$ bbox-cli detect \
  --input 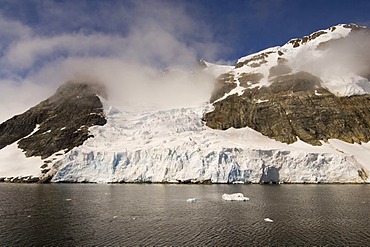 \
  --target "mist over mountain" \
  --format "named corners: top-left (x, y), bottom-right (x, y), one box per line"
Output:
top-left (1, 24), bottom-right (370, 184)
